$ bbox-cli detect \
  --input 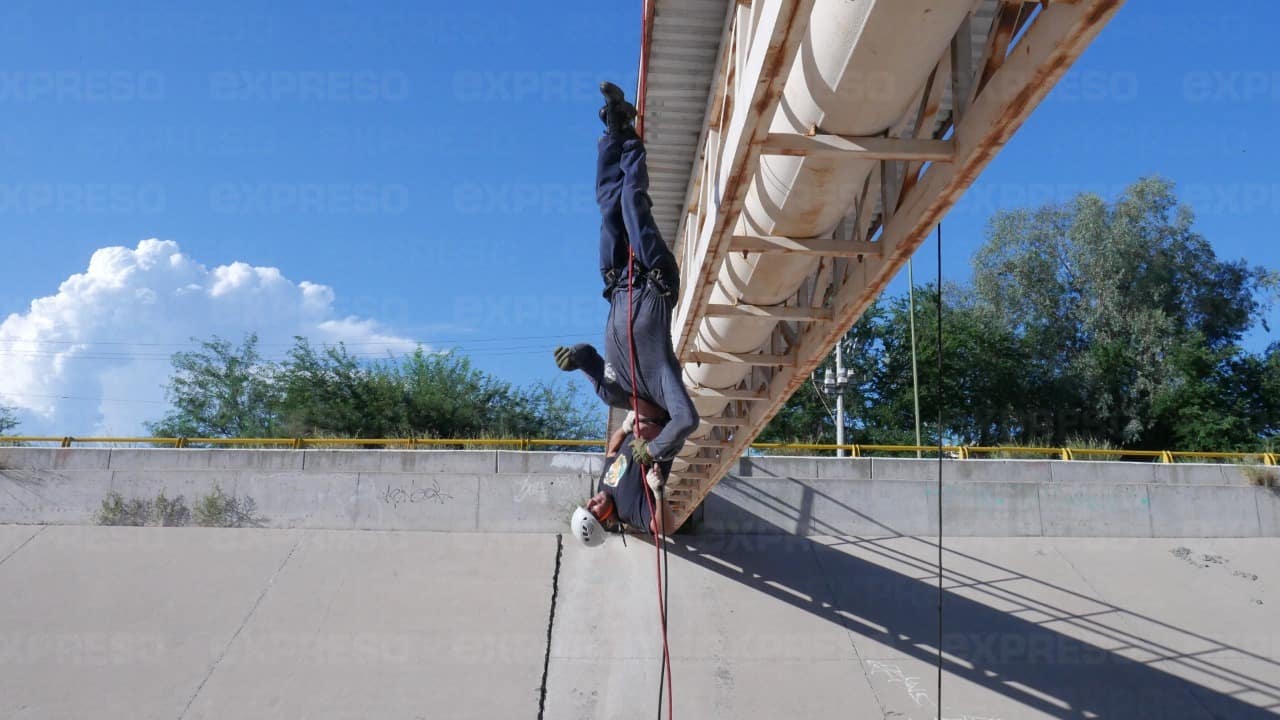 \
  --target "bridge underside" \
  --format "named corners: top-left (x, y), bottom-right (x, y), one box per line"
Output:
top-left (637, 0), bottom-right (1125, 527)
